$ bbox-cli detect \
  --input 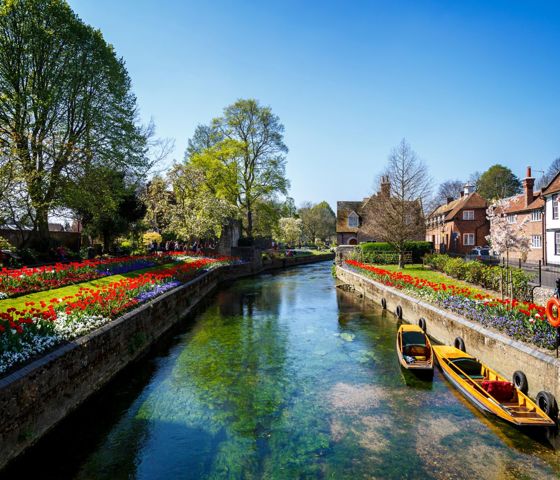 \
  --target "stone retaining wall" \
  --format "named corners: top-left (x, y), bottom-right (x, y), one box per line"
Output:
top-left (336, 265), bottom-right (560, 402)
top-left (0, 253), bottom-right (333, 469)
